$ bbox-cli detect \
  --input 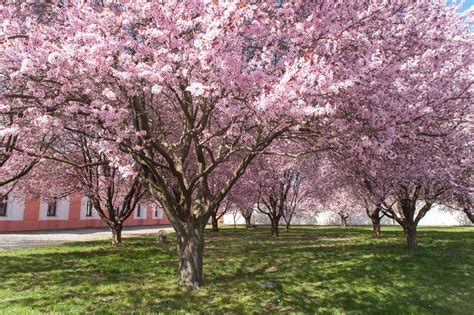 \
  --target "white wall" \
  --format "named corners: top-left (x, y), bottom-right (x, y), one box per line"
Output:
top-left (223, 212), bottom-right (245, 225)
top-left (0, 195), bottom-right (25, 221)
top-left (223, 205), bottom-right (472, 226)
top-left (39, 198), bottom-right (70, 220)
top-left (418, 205), bottom-right (470, 226)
